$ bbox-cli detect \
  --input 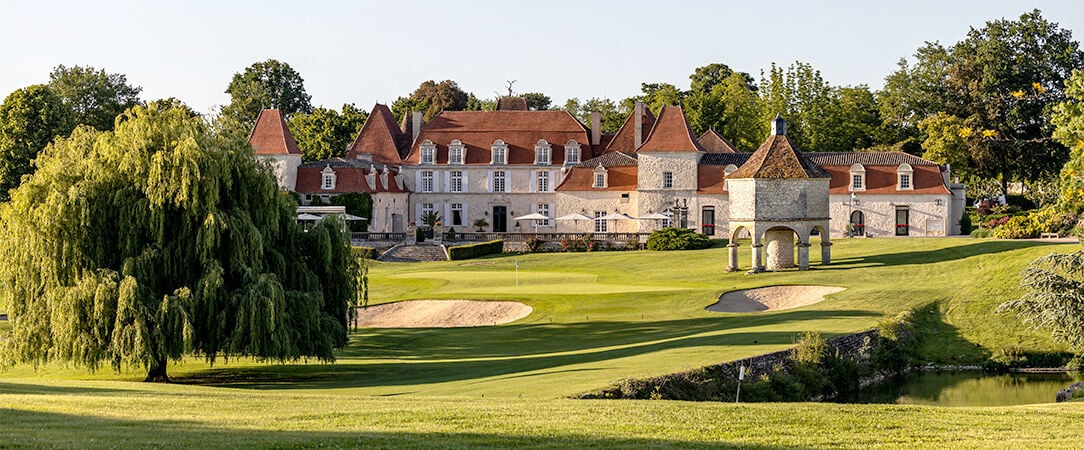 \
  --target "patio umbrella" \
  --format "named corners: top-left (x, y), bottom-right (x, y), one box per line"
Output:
top-left (598, 212), bottom-right (634, 233)
top-left (554, 212), bottom-right (593, 233)
top-left (342, 213), bottom-right (368, 221)
top-left (513, 213), bottom-right (551, 233)
top-left (297, 213), bottom-right (322, 221)
top-left (637, 212), bottom-right (670, 231)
